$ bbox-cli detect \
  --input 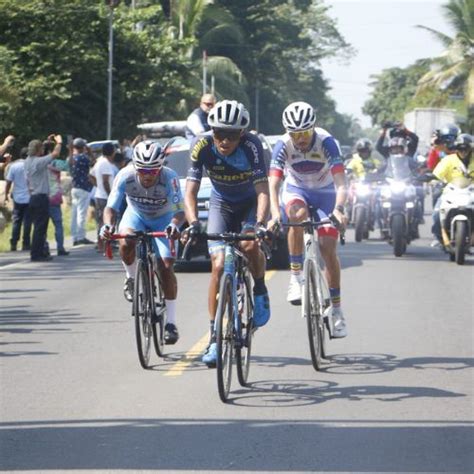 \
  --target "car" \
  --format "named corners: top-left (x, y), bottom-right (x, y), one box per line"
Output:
top-left (163, 134), bottom-right (289, 270)
top-left (87, 140), bottom-right (121, 159)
